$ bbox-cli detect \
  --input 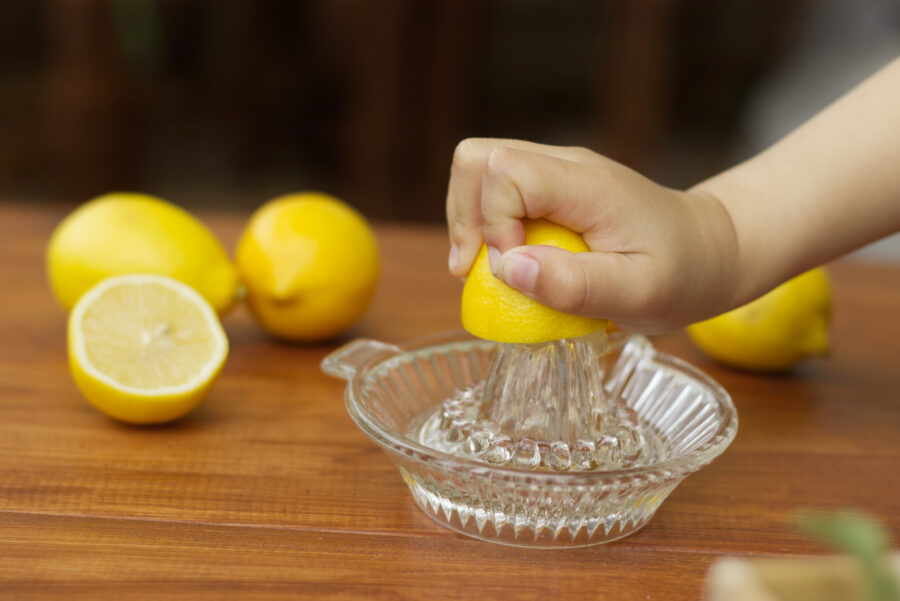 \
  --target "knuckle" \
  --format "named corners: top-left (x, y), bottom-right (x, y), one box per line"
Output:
top-left (482, 149), bottom-right (529, 221)
top-left (568, 146), bottom-right (597, 162)
top-left (451, 138), bottom-right (480, 173)
top-left (452, 210), bottom-right (474, 231)
top-left (485, 146), bottom-right (511, 174)
top-left (588, 162), bottom-right (628, 205)
top-left (567, 261), bottom-right (595, 315)
top-left (593, 159), bottom-right (619, 184)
